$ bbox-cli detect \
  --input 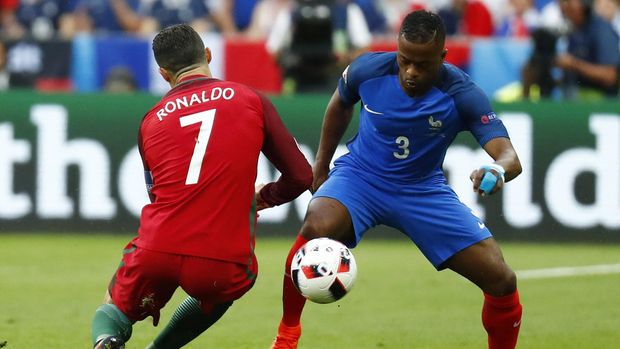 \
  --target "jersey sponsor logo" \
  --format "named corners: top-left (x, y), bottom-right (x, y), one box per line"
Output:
top-left (363, 104), bottom-right (384, 115)
top-left (428, 116), bottom-right (443, 130)
top-left (480, 112), bottom-right (498, 125)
